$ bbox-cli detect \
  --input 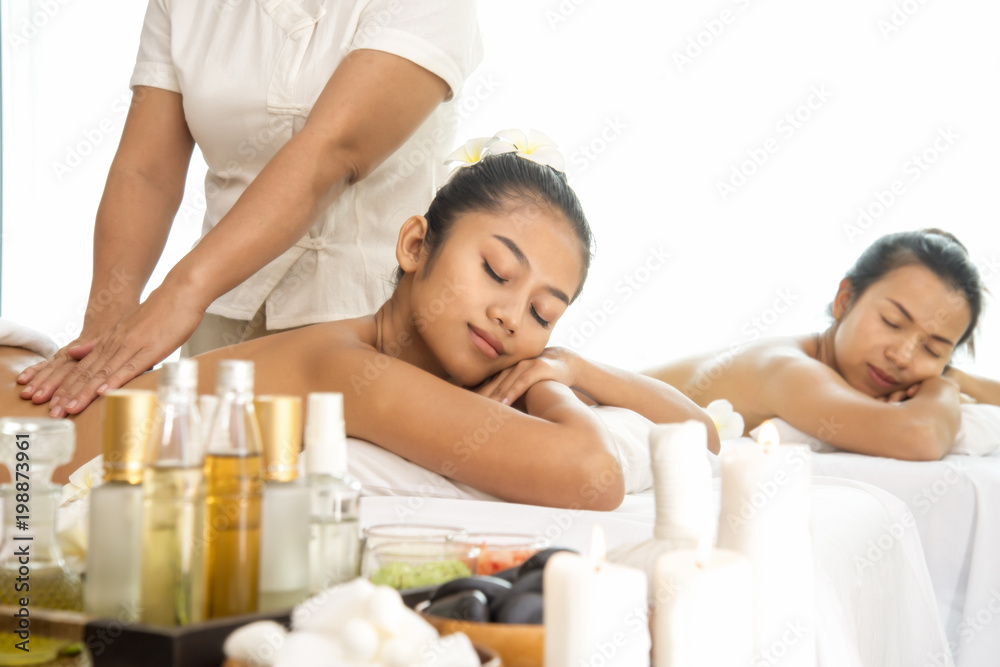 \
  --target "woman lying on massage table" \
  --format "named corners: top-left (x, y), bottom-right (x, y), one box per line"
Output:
top-left (1, 149), bottom-right (717, 501)
top-left (647, 228), bottom-right (1000, 461)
